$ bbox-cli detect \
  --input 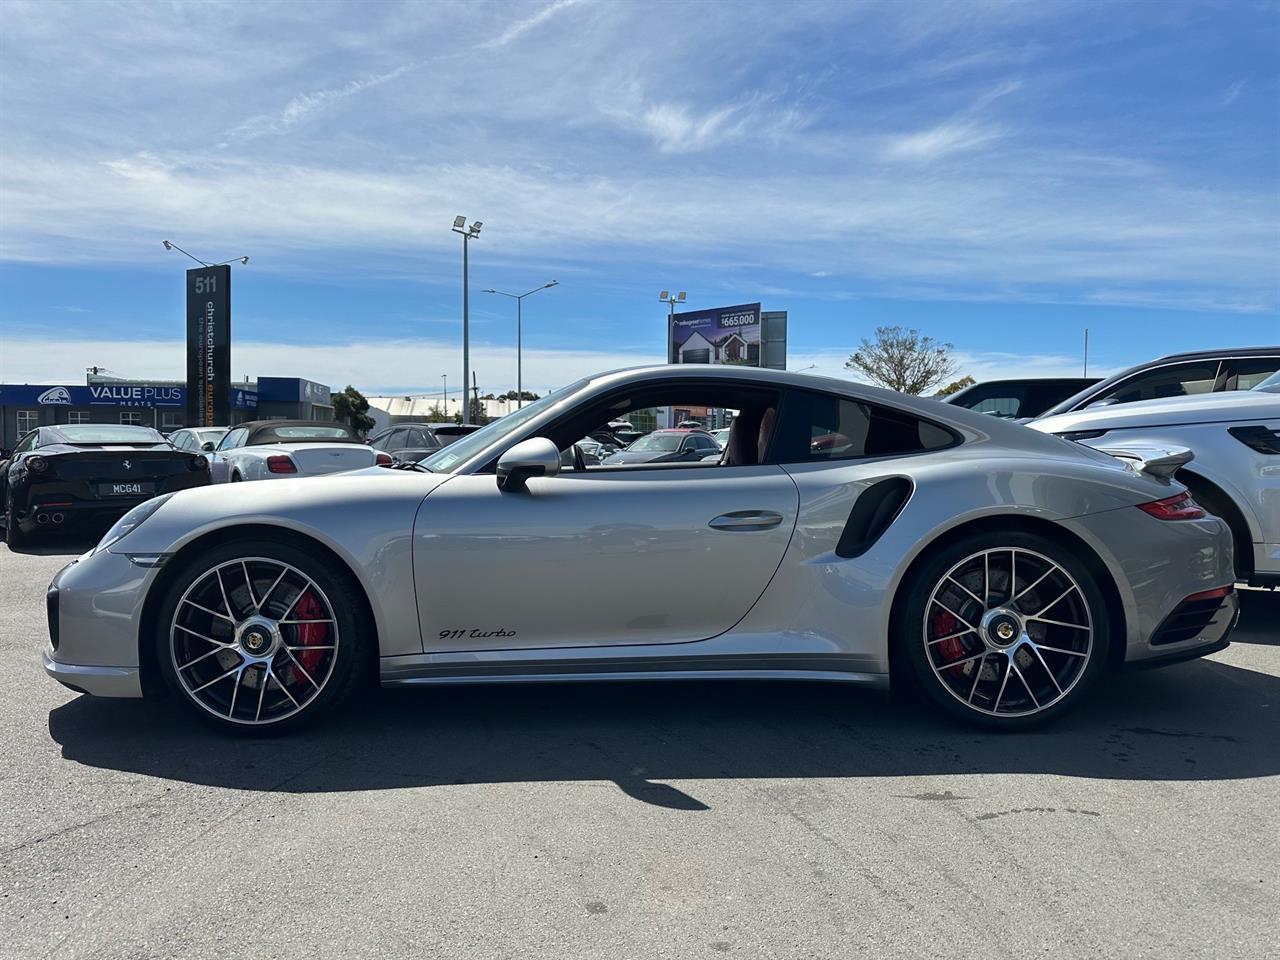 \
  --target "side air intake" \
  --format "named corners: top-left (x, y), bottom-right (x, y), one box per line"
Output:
top-left (835, 477), bottom-right (914, 559)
